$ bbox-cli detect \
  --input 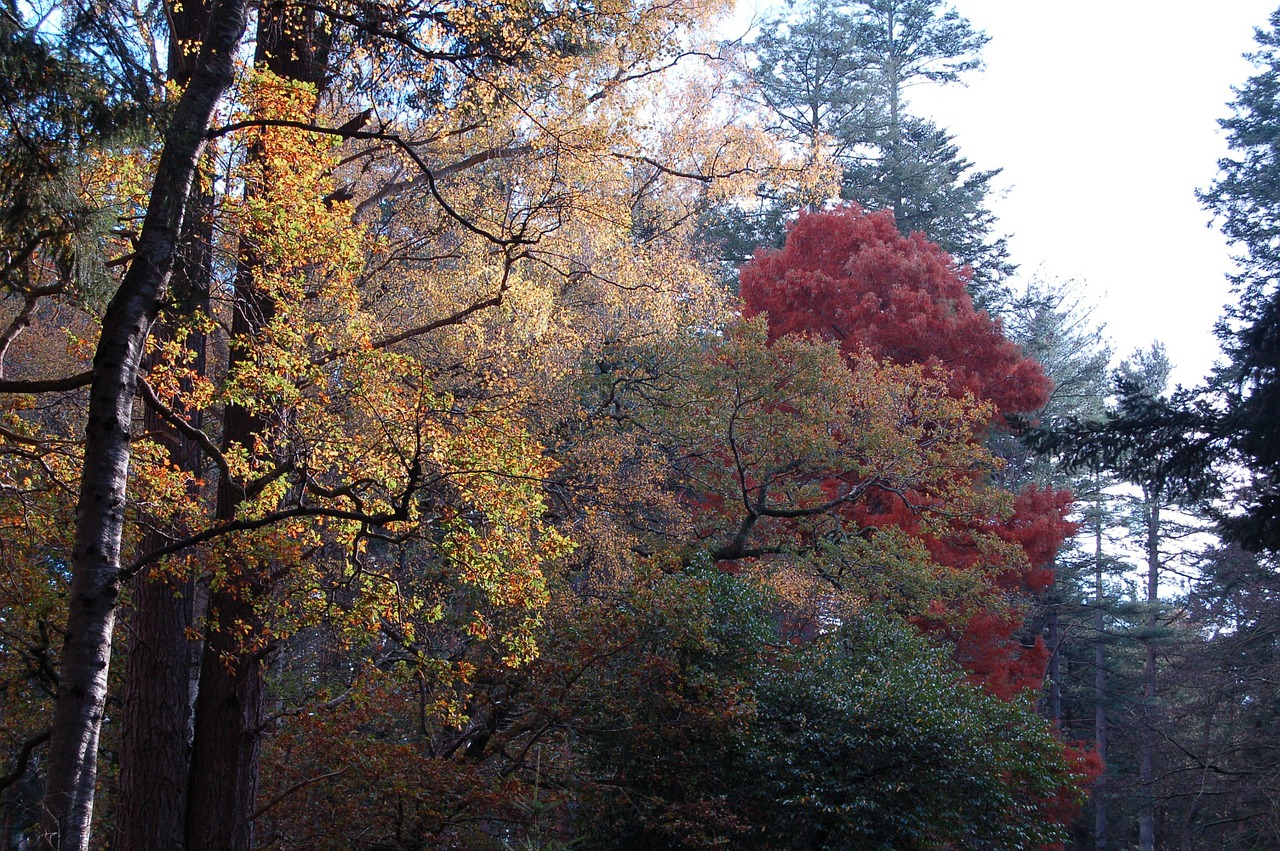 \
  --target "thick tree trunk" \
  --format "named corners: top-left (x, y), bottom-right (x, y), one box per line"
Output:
top-left (184, 283), bottom-right (272, 850)
top-left (184, 11), bottom-right (331, 846)
top-left (38, 3), bottom-right (249, 847)
top-left (118, 574), bottom-right (196, 850)
top-left (116, 185), bottom-right (213, 851)
top-left (185, 580), bottom-right (267, 851)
